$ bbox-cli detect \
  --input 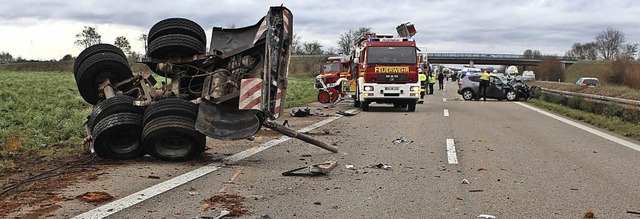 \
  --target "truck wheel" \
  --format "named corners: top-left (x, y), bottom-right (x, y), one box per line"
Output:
top-left (317, 91), bottom-right (330, 103)
top-left (147, 34), bottom-right (206, 60)
top-left (327, 87), bottom-right (340, 103)
top-left (408, 102), bottom-right (416, 112)
top-left (92, 112), bottom-right (144, 160)
top-left (143, 98), bottom-right (198, 125)
top-left (148, 18), bottom-right (207, 46)
top-left (462, 89), bottom-right (475, 101)
top-left (506, 90), bottom-right (518, 101)
top-left (74, 44), bottom-right (126, 78)
top-left (88, 95), bottom-right (143, 133)
top-left (76, 52), bottom-right (133, 105)
top-left (361, 101), bottom-right (370, 111)
top-left (143, 116), bottom-right (205, 161)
